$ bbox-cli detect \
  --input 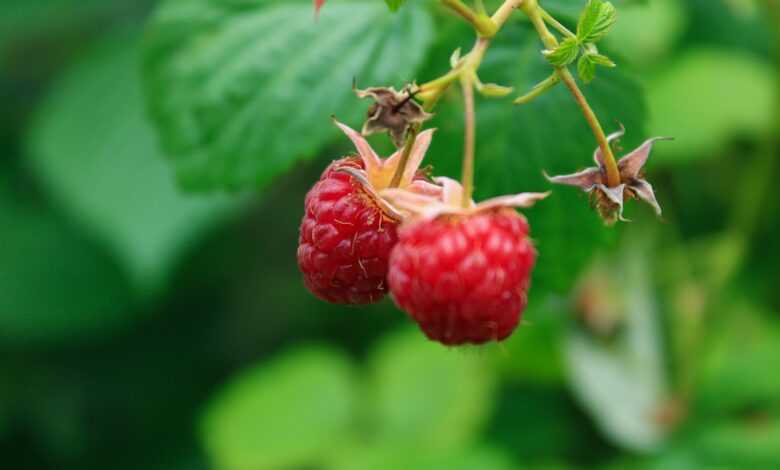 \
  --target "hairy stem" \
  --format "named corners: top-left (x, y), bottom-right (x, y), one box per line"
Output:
top-left (514, 73), bottom-right (559, 104)
top-left (540, 7), bottom-right (575, 38)
top-left (417, 0), bottom-right (523, 103)
top-left (389, 125), bottom-right (420, 188)
top-left (522, 0), bottom-right (621, 187)
top-left (460, 77), bottom-right (477, 207)
top-left (441, 0), bottom-right (497, 37)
